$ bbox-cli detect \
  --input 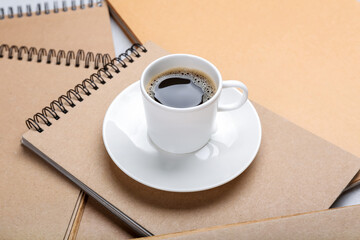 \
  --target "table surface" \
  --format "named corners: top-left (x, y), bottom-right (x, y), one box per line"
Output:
top-left (1, 0), bottom-right (359, 214)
